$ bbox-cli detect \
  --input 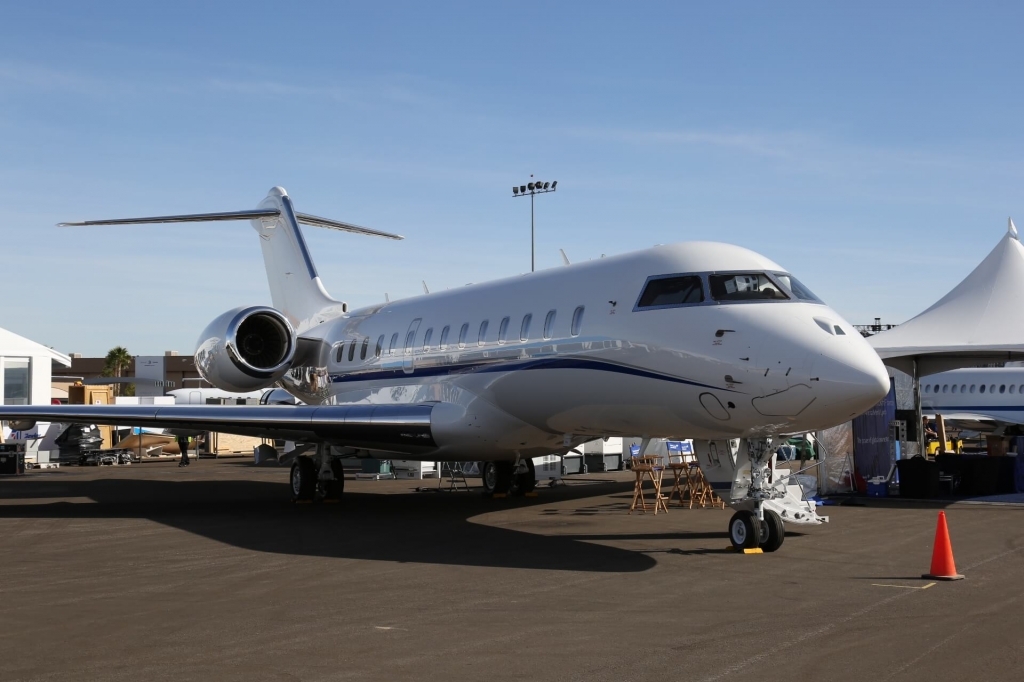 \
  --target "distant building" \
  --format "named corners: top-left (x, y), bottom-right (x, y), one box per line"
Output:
top-left (57, 351), bottom-right (209, 393)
